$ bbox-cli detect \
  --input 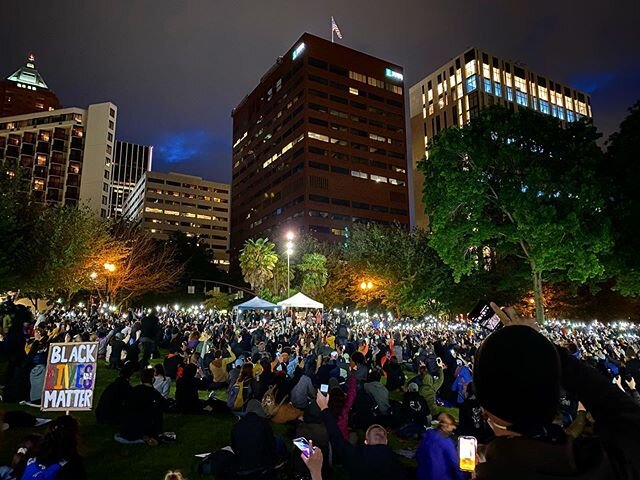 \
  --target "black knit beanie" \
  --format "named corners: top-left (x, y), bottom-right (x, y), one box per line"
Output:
top-left (474, 326), bottom-right (561, 430)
